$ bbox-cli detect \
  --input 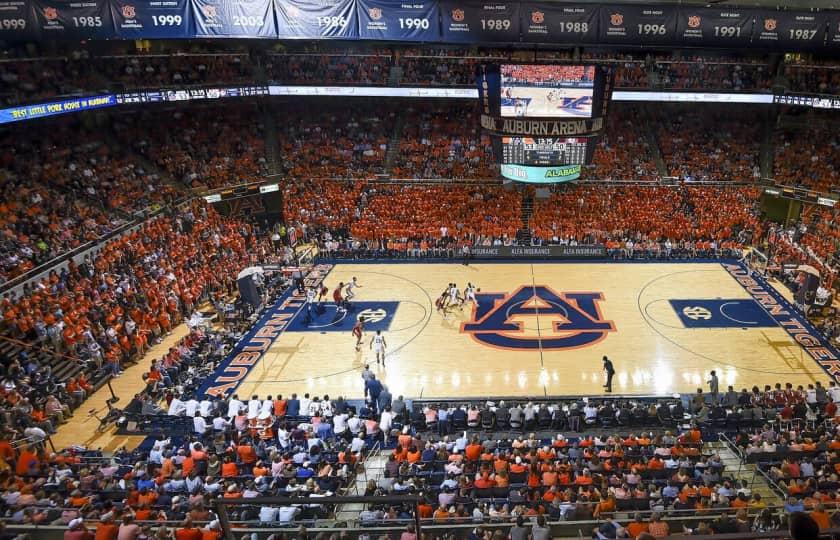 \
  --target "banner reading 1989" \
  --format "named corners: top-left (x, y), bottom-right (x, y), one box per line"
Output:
top-left (109, 0), bottom-right (191, 39)
top-left (439, 0), bottom-right (520, 42)
top-left (357, 0), bottom-right (440, 40)
top-left (191, 0), bottom-right (276, 38)
top-left (521, 3), bottom-right (599, 43)
top-left (275, 0), bottom-right (359, 39)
